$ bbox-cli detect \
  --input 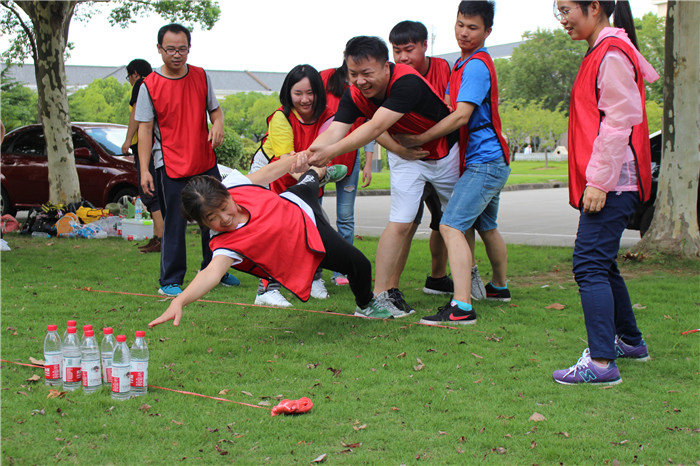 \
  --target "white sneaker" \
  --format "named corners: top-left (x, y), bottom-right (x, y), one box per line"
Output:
top-left (254, 290), bottom-right (292, 307)
top-left (471, 265), bottom-right (487, 301)
top-left (310, 278), bottom-right (329, 299)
